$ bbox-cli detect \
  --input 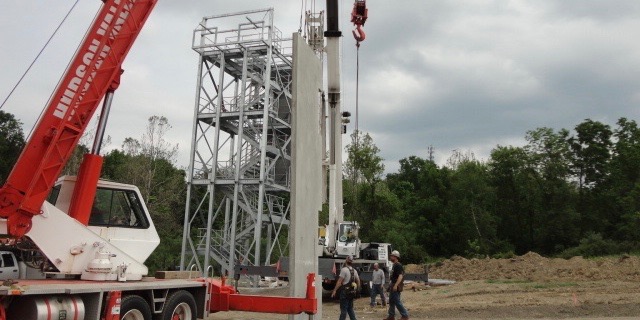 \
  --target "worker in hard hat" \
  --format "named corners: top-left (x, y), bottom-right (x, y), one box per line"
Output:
top-left (384, 250), bottom-right (409, 320)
